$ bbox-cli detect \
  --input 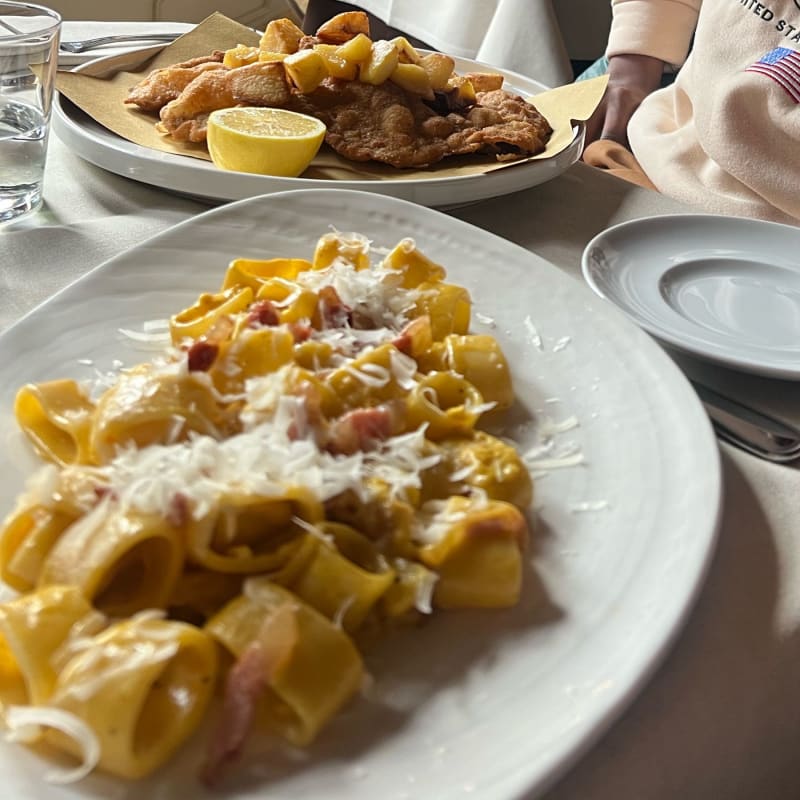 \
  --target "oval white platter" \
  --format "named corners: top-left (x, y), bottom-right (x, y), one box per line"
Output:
top-left (0, 190), bottom-right (720, 800)
top-left (52, 51), bottom-right (583, 208)
top-left (582, 213), bottom-right (800, 380)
